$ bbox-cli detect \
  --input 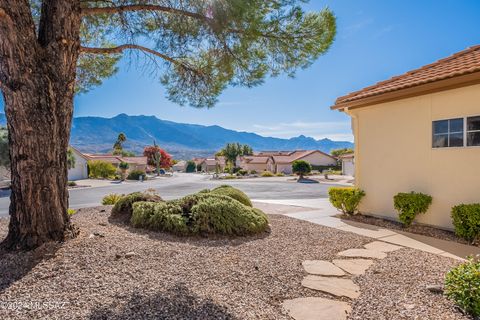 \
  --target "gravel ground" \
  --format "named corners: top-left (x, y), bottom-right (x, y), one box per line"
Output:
top-left (0, 207), bottom-right (468, 320)
top-left (339, 213), bottom-right (477, 246)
